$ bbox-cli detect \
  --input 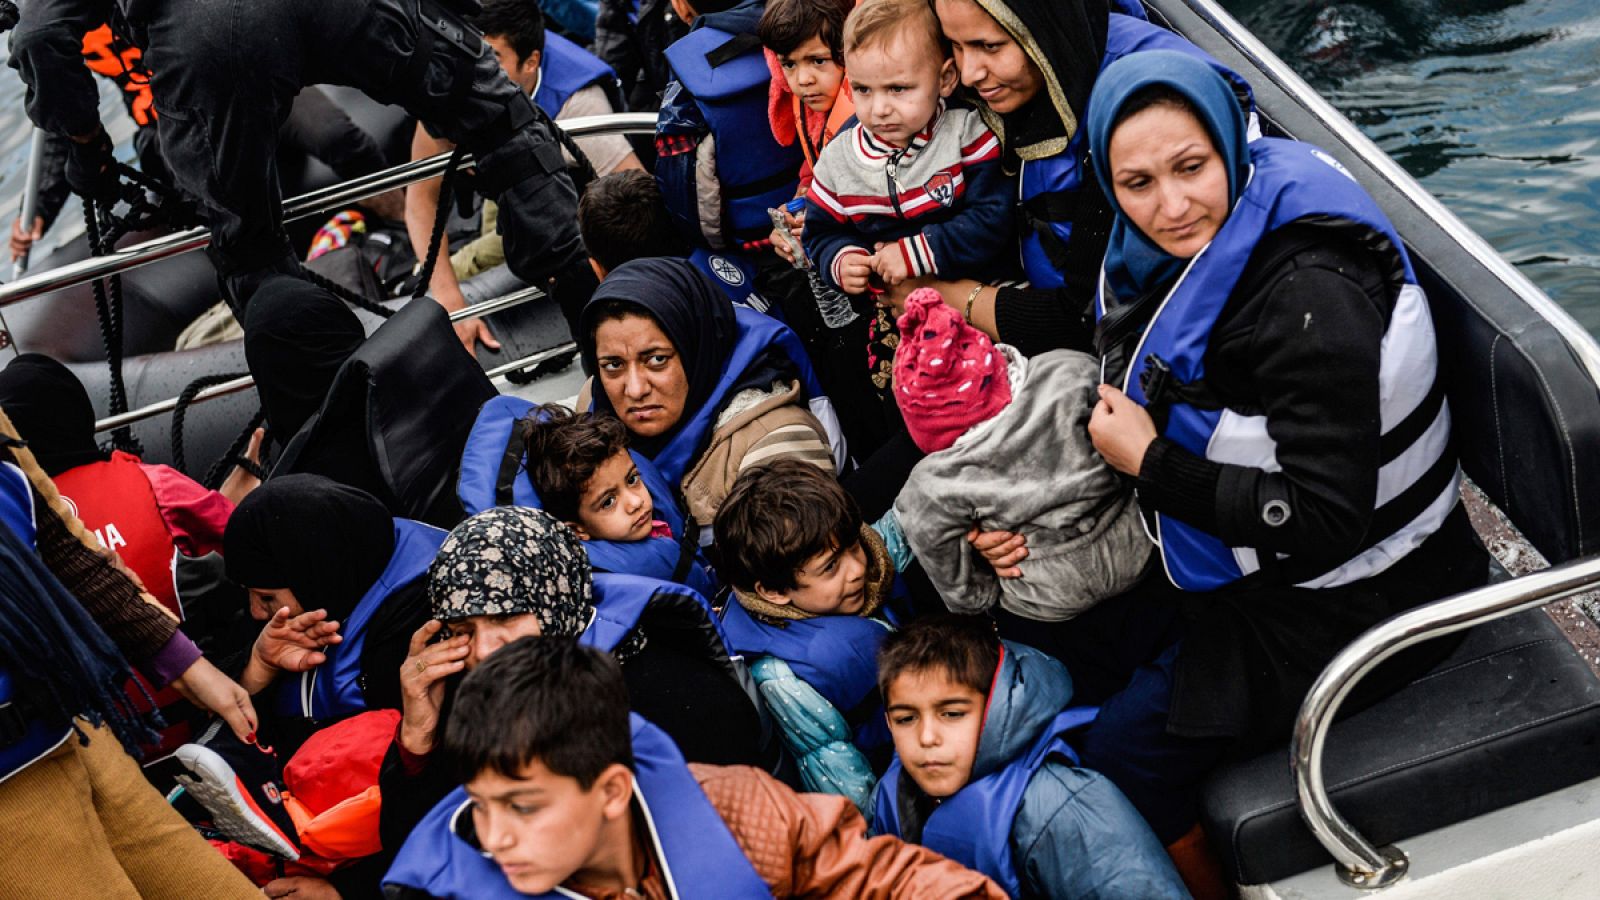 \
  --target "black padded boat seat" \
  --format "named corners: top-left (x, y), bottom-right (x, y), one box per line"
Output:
top-left (1201, 608), bottom-right (1600, 885)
